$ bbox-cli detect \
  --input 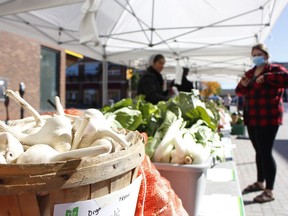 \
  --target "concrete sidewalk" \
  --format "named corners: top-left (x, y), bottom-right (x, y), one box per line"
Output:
top-left (233, 113), bottom-right (288, 216)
